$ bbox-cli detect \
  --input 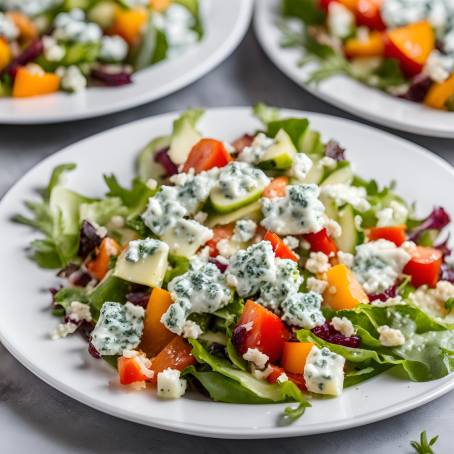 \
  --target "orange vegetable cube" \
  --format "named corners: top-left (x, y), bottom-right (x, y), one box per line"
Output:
top-left (86, 237), bottom-right (122, 281)
top-left (281, 341), bottom-right (315, 375)
top-left (344, 31), bottom-right (384, 58)
top-left (0, 39), bottom-right (11, 71)
top-left (7, 12), bottom-right (38, 42)
top-left (111, 7), bottom-right (148, 45)
top-left (424, 74), bottom-right (454, 110)
top-left (12, 66), bottom-right (61, 98)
